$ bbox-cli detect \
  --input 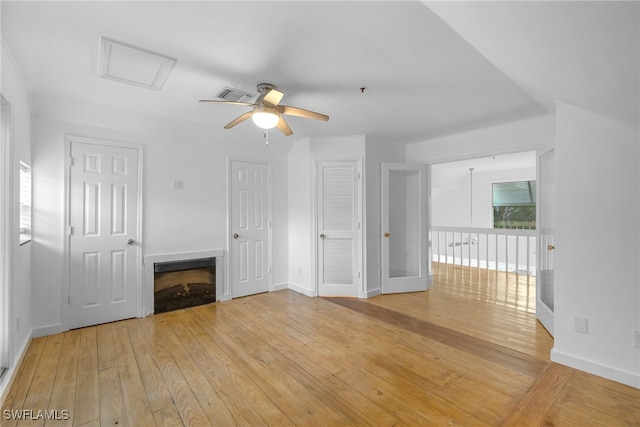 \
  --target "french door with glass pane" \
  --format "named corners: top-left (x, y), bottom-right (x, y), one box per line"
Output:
top-left (381, 163), bottom-right (429, 293)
